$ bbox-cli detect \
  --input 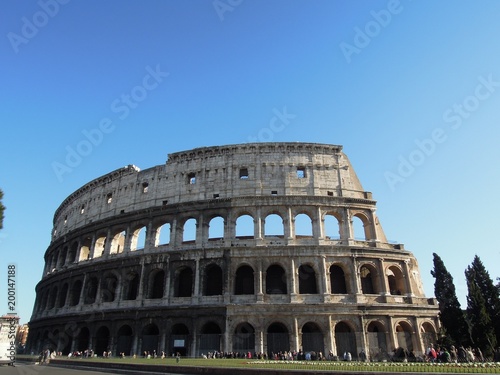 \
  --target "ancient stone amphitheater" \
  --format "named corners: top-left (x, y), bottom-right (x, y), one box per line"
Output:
top-left (27, 142), bottom-right (439, 359)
